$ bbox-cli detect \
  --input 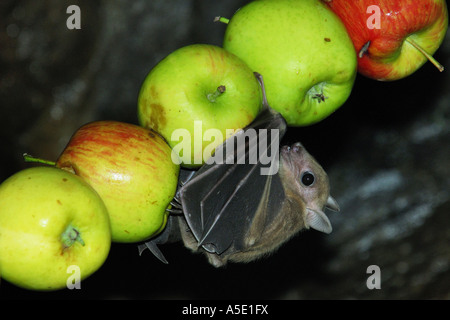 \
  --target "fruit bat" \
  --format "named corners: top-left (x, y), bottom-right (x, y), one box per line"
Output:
top-left (138, 73), bottom-right (339, 267)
